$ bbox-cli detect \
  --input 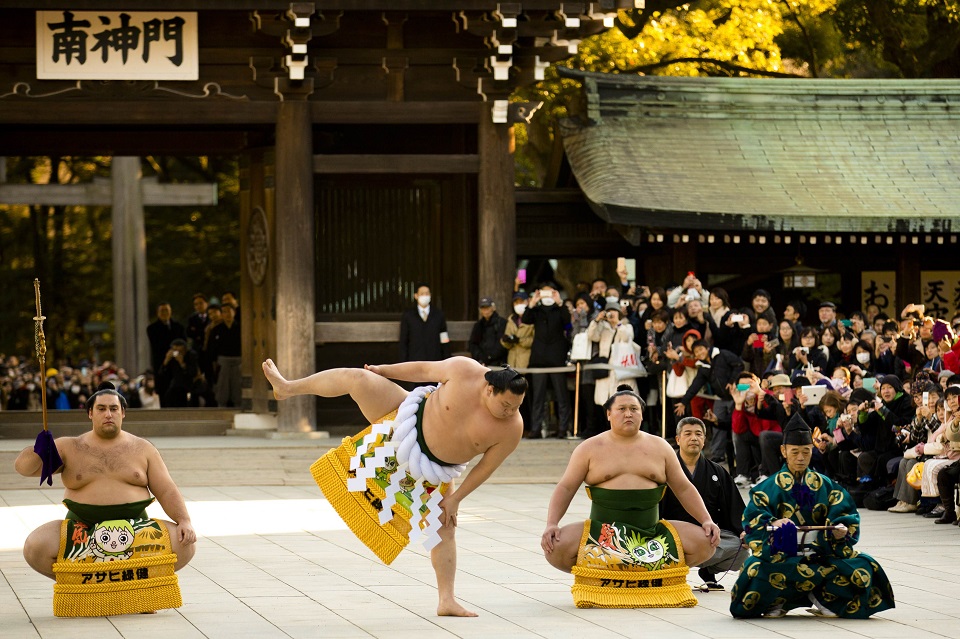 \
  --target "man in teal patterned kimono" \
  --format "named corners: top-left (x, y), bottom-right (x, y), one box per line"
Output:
top-left (730, 413), bottom-right (895, 619)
